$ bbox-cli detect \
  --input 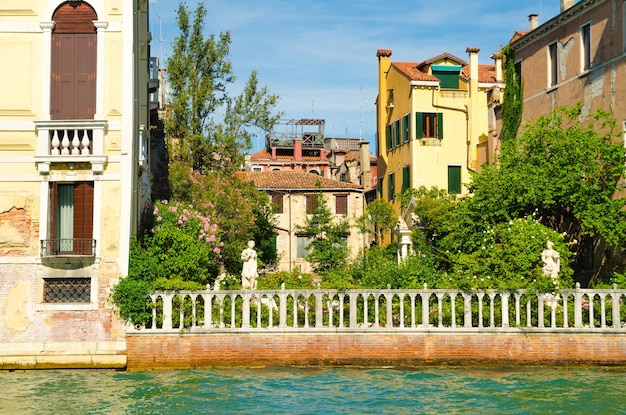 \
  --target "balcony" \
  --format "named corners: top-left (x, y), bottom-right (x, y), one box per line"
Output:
top-left (40, 238), bottom-right (96, 258)
top-left (34, 120), bottom-right (108, 173)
